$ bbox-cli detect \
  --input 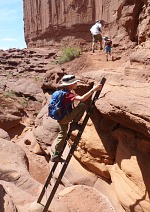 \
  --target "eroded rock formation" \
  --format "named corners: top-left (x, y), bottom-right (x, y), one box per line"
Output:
top-left (24, 0), bottom-right (150, 50)
top-left (0, 0), bottom-right (149, 211)
top-left (1, 46), bottom-right (149, 211)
